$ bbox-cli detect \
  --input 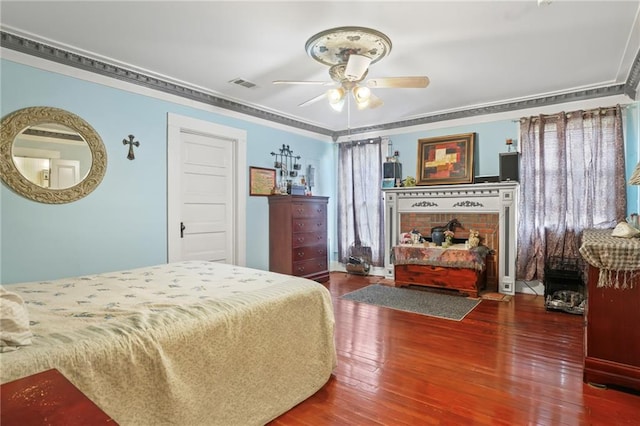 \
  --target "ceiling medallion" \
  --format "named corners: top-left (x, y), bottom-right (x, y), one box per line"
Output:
top-left (305, 26), bottom-right (392, 67)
